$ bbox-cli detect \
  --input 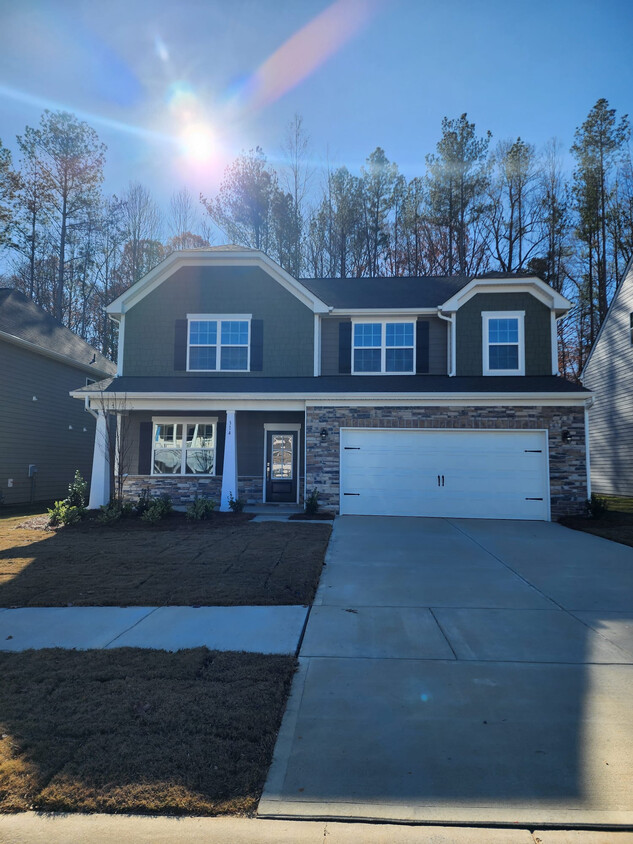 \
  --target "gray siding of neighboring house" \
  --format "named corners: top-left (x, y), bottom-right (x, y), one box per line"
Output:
top-left (0, 339), bottom-right (97, 504)
top-left (583, 265), bottom-right (633, 495)
top-left (456, 292), bottom-right (552, 377)
top-left (122, 265), bottom-right (315, 378)
top-left (320, 315), bottom-right (448, 375)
